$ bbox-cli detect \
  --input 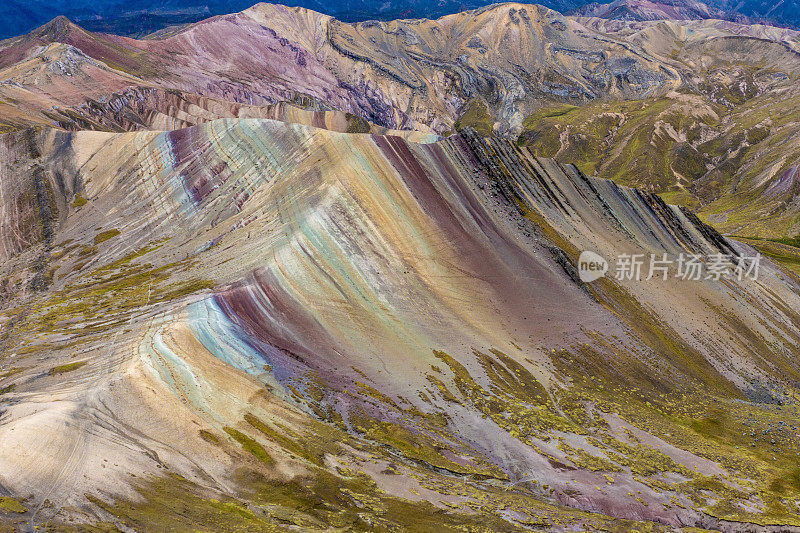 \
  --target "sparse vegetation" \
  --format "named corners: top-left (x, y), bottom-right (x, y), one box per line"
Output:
top-left (72, 193), bottom-right (87, 208)
top-left (0, 497), bottom-right (28, 514)
top-left (94, 229), bottom-right (120, 244)
top-left (49, 360), bottom-right (87, 375)
top-left (454, 99), bottom-right (494, 137)
top-left (223, 427), bottom-right (275, 465)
